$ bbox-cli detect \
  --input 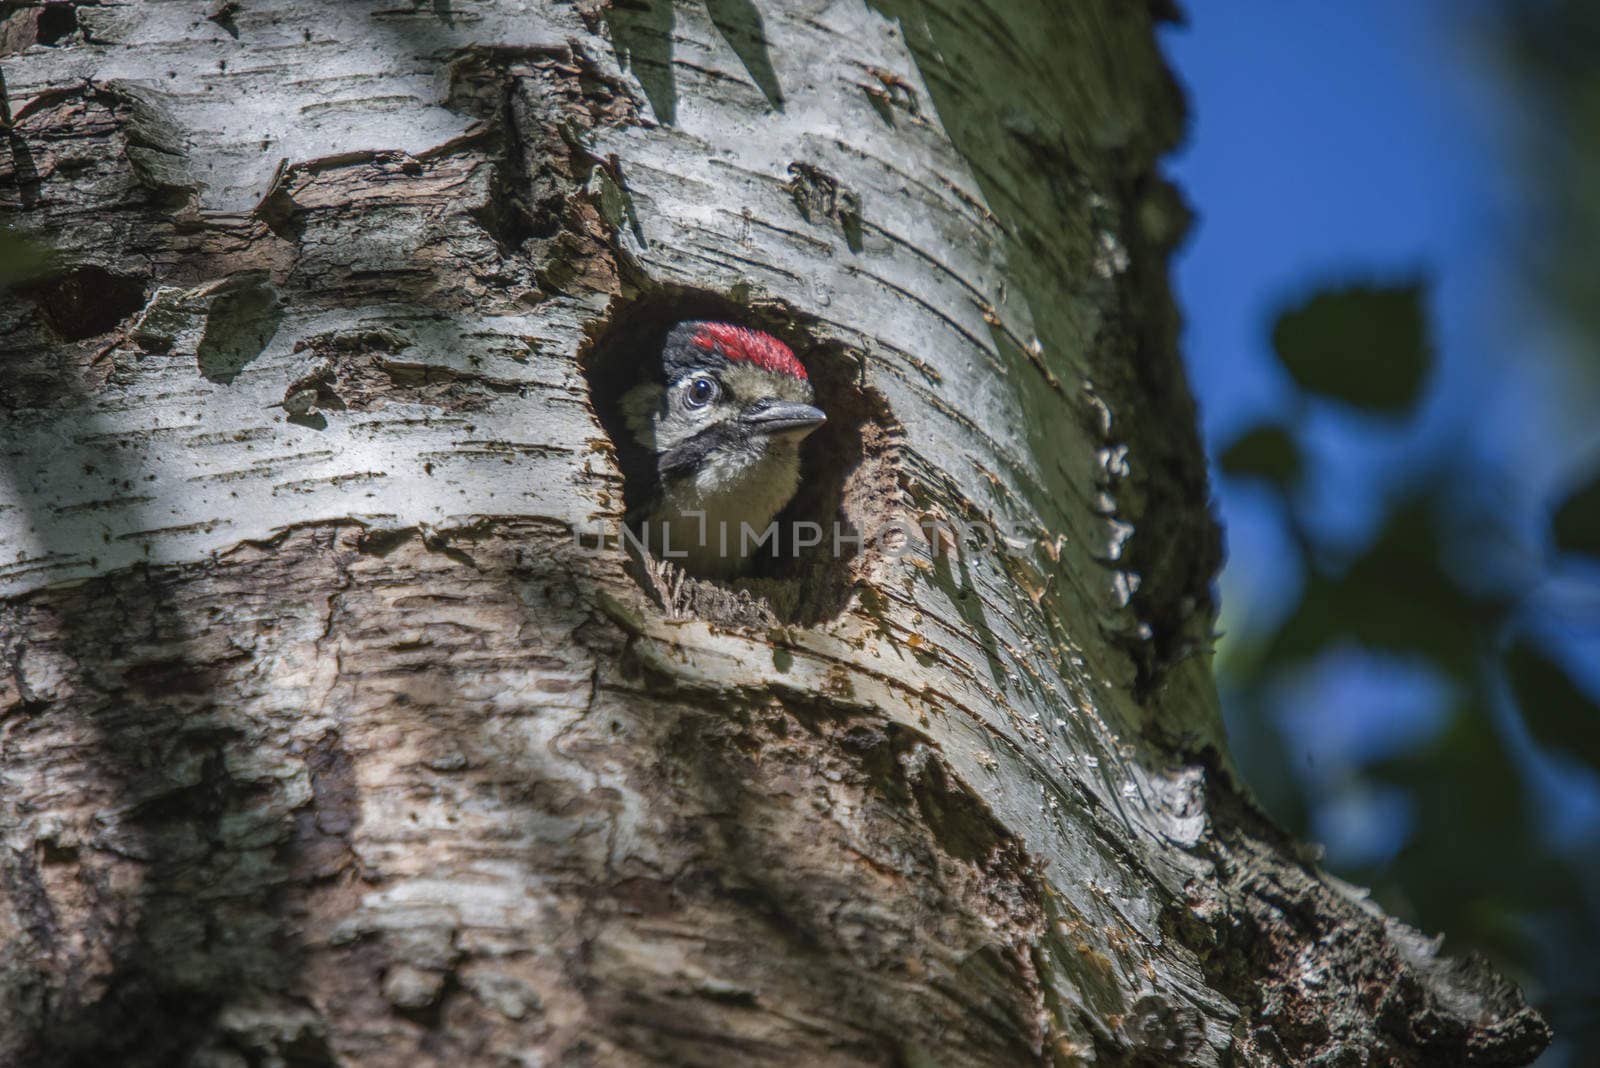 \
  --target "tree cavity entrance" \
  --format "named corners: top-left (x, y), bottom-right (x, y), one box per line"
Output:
top-left (580, 287), bottom-right (901, 627)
